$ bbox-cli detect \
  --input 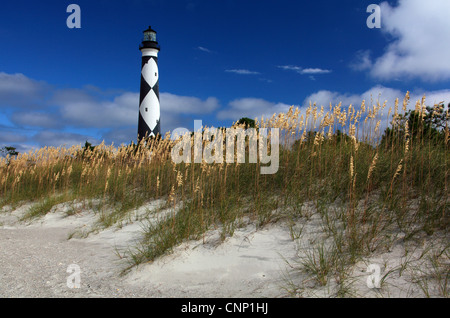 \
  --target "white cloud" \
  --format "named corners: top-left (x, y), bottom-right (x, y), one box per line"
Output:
top-left (304, 90), bottom-right (361, 108)
top-left (197, 46), bottom-right (213, 53)
top-left (368, 0), bottom-right (450, 81)
top-left (52, 90), bottom-right (220, 133)
top-left (0, 72), bottom-right (49, 108)
top-left (57, 91), bottom-right (137, 128)
top-left (102, 127), bottom-right (137, 146)
top-left (0, 131), bottom-right (28, 144)
top-left (216, 85), bottom-right (448, 128)
top-left (303, 85), bottom-right (450, 115)
top-left (409, 89), bottom-right (450, 108)
top-left (159, 93), bottom-right (221, 132)
top-left (278, 65), bottom-right (331, 75)
top-left (10, 111), bottom-right (61, 128)
top-left (32, 131), bottom-right (100, 148)
top-left (304, 85), bottom-right (408, 109)
top-left (0, 72), bottom-right (222, 147)
top-left (217, 98), bottom-right (293, 121)
top-left (160, 92), bottom-right (220, 114)
top-left (300, 68), bottom-right (331, 75)
top-left (350, 50), bottom-right (373, 71)
top-left (303, 86), bottom-right (450, 141)
top-left (278, 65), bottom-right (302, 72)
top-left (225, 69), bottom-right (261, 75)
